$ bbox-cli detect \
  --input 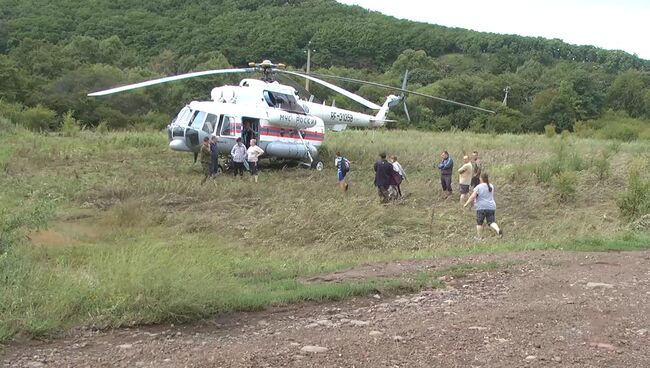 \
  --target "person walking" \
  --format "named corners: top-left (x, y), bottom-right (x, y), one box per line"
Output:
top-left (458, 155), bottom-right (473, 204)
top-left (230, 137), bottom-right (247, 178)
top-left (209, 135), bottom-right (219, 178)
top-left (471, 151), bottom-right (482, 188)
top-left (438, 150), bottom-right (453, 198)
top-left (389, 155), bottom-right (406, 199)
top-left (199, 137), bottom-right (211, 184)
top-left (334, 152), bottom-right (350, 192)
top-left (374, 152), bottom-right (393, 203)
top-left (246, 138), bottom-right (264, 183)
top-left (463, 172), bottom-right (503, 240)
